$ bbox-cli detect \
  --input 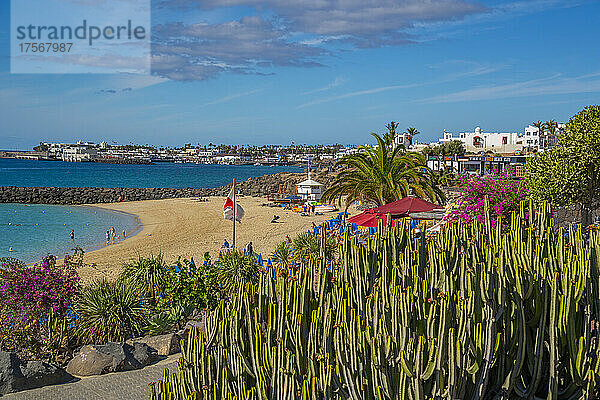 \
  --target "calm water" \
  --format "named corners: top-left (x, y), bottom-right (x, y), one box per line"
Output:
top-left (0, 158), bottom-right (303, 263)
top-left (0, 158), bottom-right (302, 188)
top-left (0, 203), bottom-right (140, 263)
